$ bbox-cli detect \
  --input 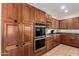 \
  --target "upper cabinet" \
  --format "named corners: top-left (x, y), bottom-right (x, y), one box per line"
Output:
top-left (46, 15), bottom-right (59, 29)
top-left (46, 15), bottom-right (53, 28)
top-left (35, 8), bottom-right (46, 24)
top-left (2, 3), bottom-right (21, 23)
top-left (21, 4), bottom-right (31, 23)
top-left (52, 19), bottom-right (59, 29)
top-left (59, 17), bottom-right (79, 29)
top-left (73, 17), bottom-right (79, 29)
